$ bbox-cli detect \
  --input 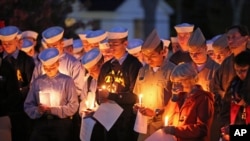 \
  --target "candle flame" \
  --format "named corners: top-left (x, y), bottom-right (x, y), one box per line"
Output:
top-left (164, 116), bottom-right (169, 126)
top-left (101, 85), bottom-right (106, 89)
top-left (85, 101), bottom-right (89, 109)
